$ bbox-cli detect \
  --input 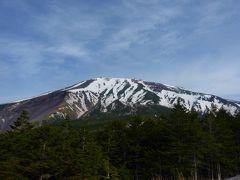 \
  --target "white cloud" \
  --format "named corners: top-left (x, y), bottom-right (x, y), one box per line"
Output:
top-left (47, 44), bottom-right (88, 59)
top-left (1, 0), bottom-right (240, 101)
top-left (104, 0), bottom-right (183, 53)
top-left (195, 0), bottom-right (236, 34)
